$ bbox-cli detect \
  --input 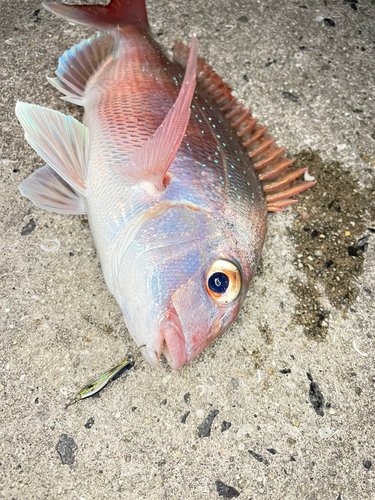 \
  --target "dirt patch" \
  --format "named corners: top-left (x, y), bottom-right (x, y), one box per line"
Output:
top-left (289, 150), bottom-right (375, 339)
top-left (83, 315), bottom-right (116, 338)
top-left (290, 279), bottom-right (329, 341)
top-left (259, 321), bottom-right (274, 345)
